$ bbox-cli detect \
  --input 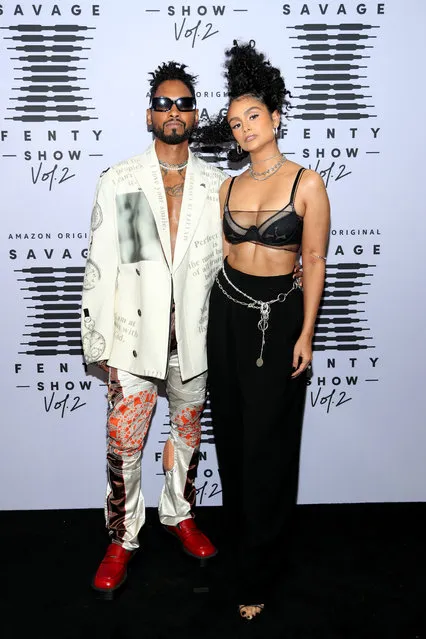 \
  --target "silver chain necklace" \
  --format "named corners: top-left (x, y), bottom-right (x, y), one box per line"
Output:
top-left (159, 159), bottom-right (188, 171)
top-left (250, 152), bottom-right (283, 166)
top-left (216, 265), bottom-right (297, 367)
top-left (249, 153), bottom-right (287, 181)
